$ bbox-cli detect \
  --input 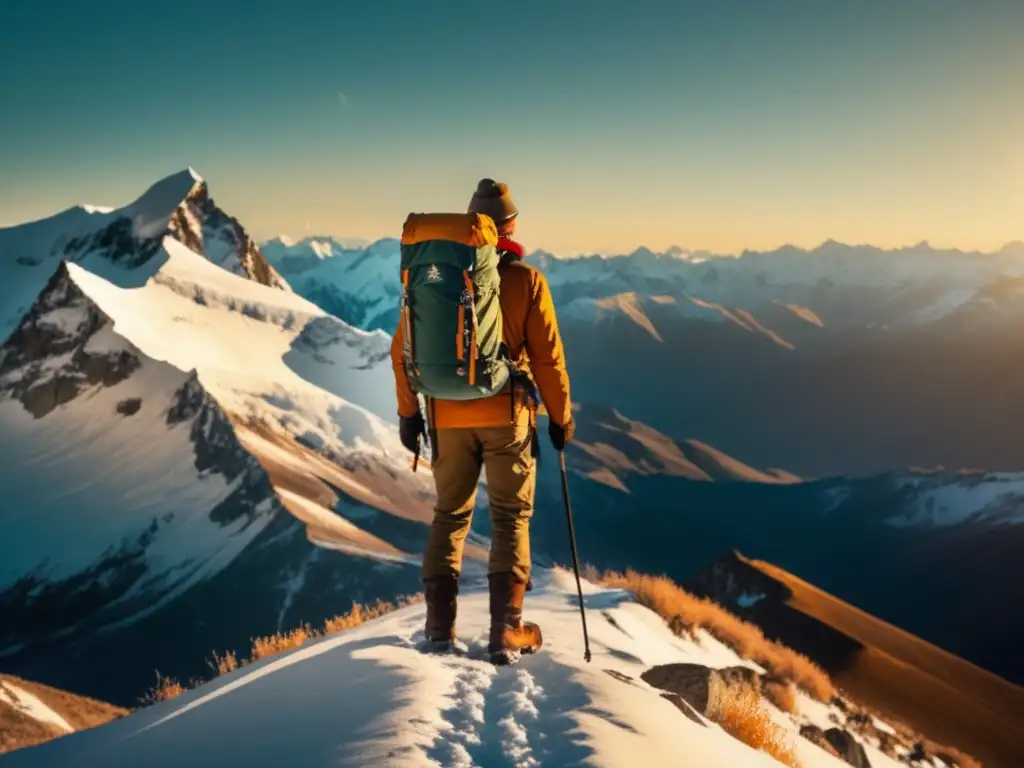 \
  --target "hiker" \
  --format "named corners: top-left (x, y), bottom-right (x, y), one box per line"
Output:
top-left (390, 178), bottom-right (574, 662)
